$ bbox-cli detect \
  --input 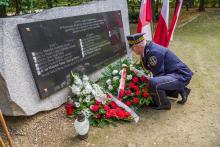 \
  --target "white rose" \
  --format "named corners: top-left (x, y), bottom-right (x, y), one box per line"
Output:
top-left (84, 95), bottom-right (91, 103)
top-left (72, 75), bottom-right (83, 86)
top-left (122, 64), bottom-right (127, 67)
top-left (112, 70), bottom-right (118, 75)
top-left (119, 70), bottom-right (123, 75)
top-left (70, 84), bottom-right (80, 96)
top-left (81, 90), bottom-right (88, 95)
top-left (82, 108), bottom-right (91, 118)
top-left (127, 74), bottom-right (133, 80)
top-left (113, 76), bottom-right (119, 81)
top-left (79, 97), bottom-right (83, 103)
top-left (84, 82), bottom-right (93, 94)
top-left (130, 66), bottom-right (135, 71)
top-left (74, 102), bottom-right (80, 108)
top-left (108, 85), bottom-right (113, 91)
top-left (101, 100), bottom-right (107, 105)
top-left (82, 75), bottom-right (89, 83)
top-left (85, 109), bottom-right (91, 118)
top-left (106, 79), bottom-right (112, 85)
top-left (92, 84), bottom-right (106, 102)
